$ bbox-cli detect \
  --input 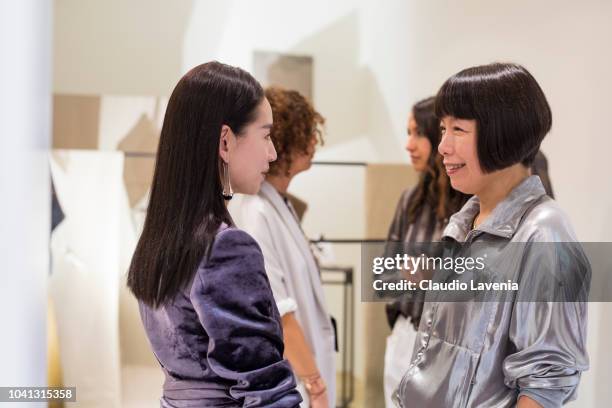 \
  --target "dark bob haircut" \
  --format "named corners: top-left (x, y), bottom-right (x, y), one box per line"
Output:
top-left (435, 62), bottom-right (552, 172)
